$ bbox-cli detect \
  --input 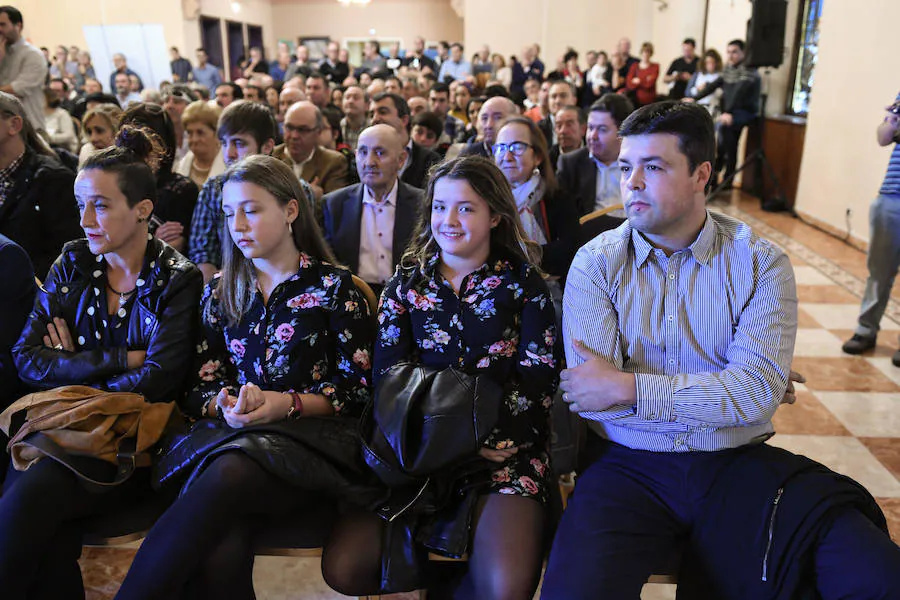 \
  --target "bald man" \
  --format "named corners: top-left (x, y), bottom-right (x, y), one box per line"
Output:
top-left (272, 101), bottom-right (349, 199)
top-left (459, 96), bottom-right (517, 158)
top-left (322, 124), bottom-right (424, 293)
top-left (277, 86), bottom-right (305, 132)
